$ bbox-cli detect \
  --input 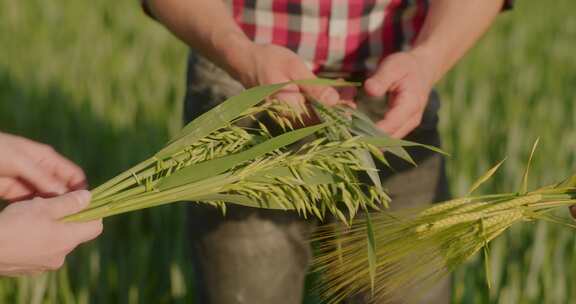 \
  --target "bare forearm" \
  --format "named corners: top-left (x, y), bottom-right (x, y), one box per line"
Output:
top-left (147, 0), bottom-right (253, 79)
top-left (146, 0), bottom-right (341, 103)
top-left (410, 0), bottom-right (505, 83)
